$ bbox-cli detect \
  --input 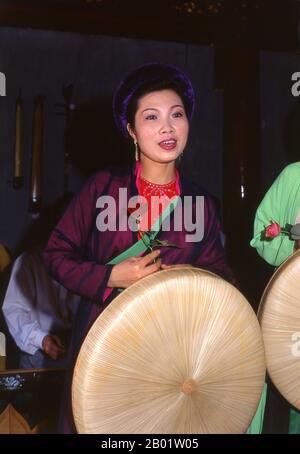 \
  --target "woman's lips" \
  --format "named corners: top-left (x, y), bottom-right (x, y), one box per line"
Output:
top-left (158, 139), bottom-right (177, 151)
